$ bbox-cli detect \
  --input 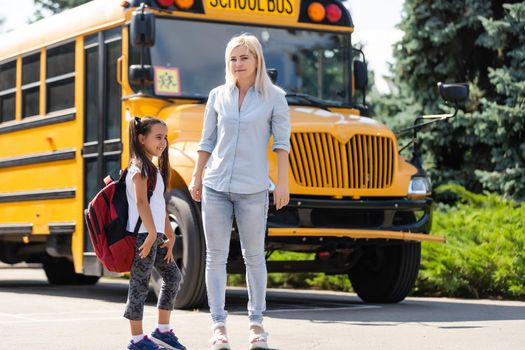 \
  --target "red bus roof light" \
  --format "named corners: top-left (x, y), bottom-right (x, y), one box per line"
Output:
top-left (156, 0), bottom-right (175, 7)
top-left (326, 4), bottom-right (342, 23)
